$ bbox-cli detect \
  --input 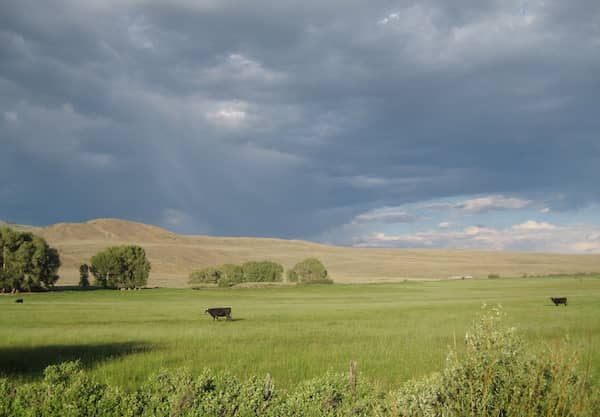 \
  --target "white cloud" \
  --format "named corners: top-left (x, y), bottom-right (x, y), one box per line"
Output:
top-left (540, 207), bottom-right (551, 213)
top-left (457, 195), bottom-right (531, 213)
top-left (205, 103), bottom-right (248, 128)
top-left (425, 194), bottom-right (532, 214)
top-left (464, 225), bottom-right (484, 236)
top-left (512, 220), bottom-right (557, 231)
top-left (352, 222), bottom-right (600, 253)
top-left (197, 53), bottom-right (285, 85)
top-left (438, 221), bottom-right (452, 228)
top-left (352, 207), bottom-right (417, 224)
top-left (377, 13), bottom-right (400, 25)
